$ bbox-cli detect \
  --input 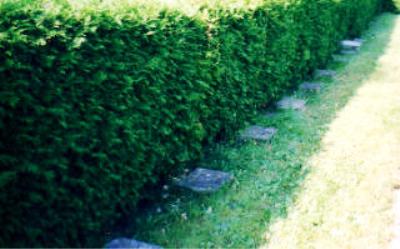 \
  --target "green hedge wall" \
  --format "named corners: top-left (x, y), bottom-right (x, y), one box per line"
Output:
top-left (0, 0), bottom-right (384, 247)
